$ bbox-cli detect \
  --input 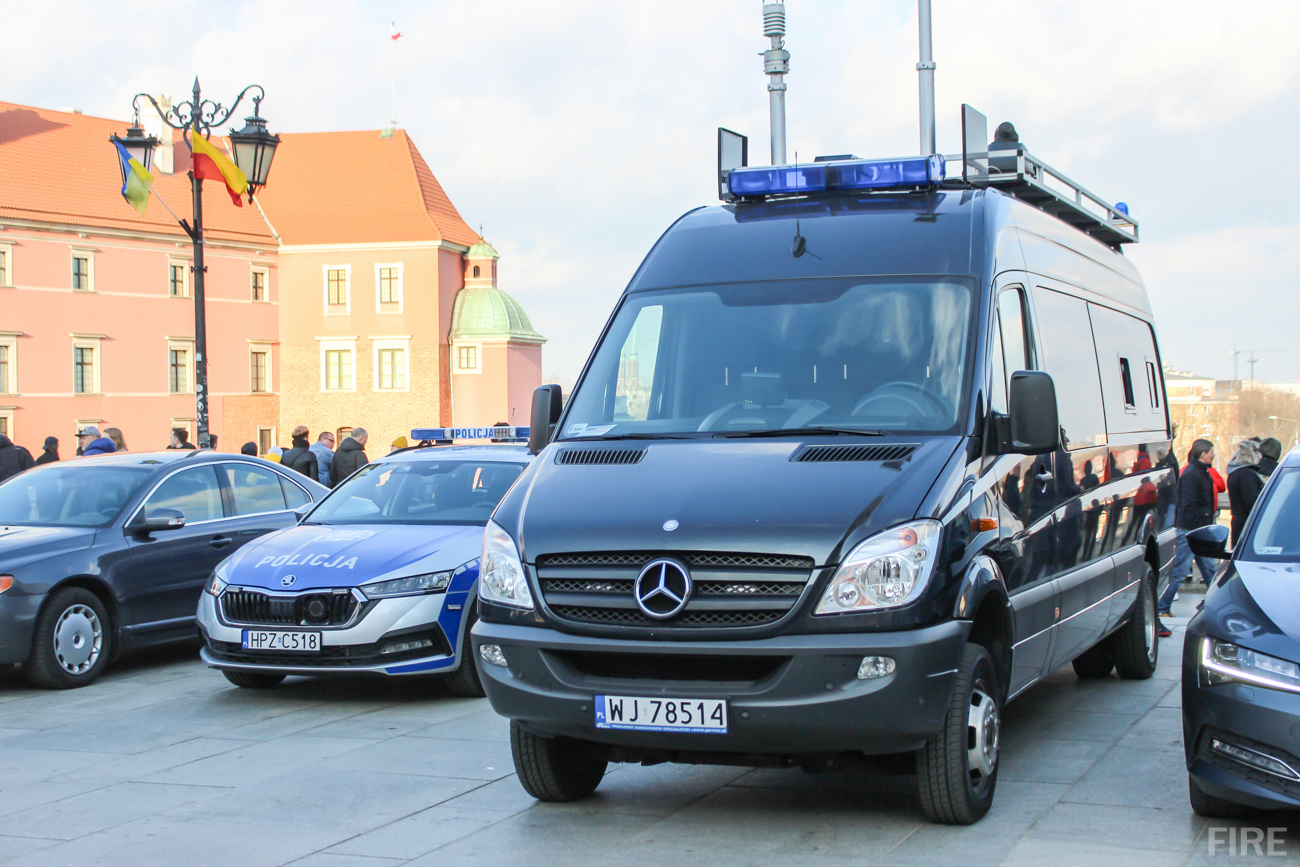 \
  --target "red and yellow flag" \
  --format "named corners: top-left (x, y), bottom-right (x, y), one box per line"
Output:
top-left (190, 134), bottom-right (249, 207)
